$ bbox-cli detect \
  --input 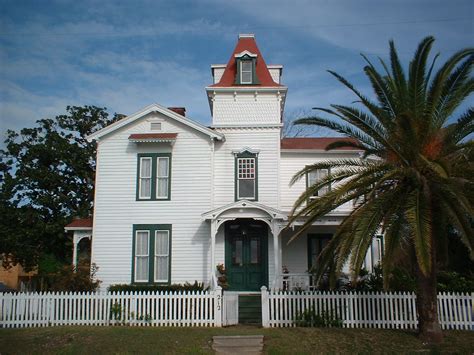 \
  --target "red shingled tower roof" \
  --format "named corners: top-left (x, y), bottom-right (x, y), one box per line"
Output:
top-left (210, 34), bottom-right (282, 88)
